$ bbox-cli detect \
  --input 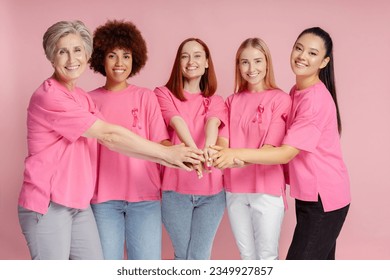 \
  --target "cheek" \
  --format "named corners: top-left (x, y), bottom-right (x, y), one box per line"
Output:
top-left (239, 64), bottom-right (247, 74)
